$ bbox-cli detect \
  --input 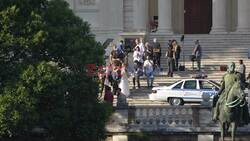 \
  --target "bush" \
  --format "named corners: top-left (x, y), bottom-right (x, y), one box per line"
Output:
top-left (0, 0), bottom-right (110, 140)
